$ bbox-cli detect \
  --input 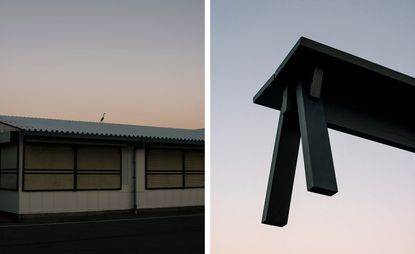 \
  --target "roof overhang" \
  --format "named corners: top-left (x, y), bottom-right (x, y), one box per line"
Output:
top-left (22, 130), bottom-right (204, 146)
top-left (0, 116), bottom-right (204, 145)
